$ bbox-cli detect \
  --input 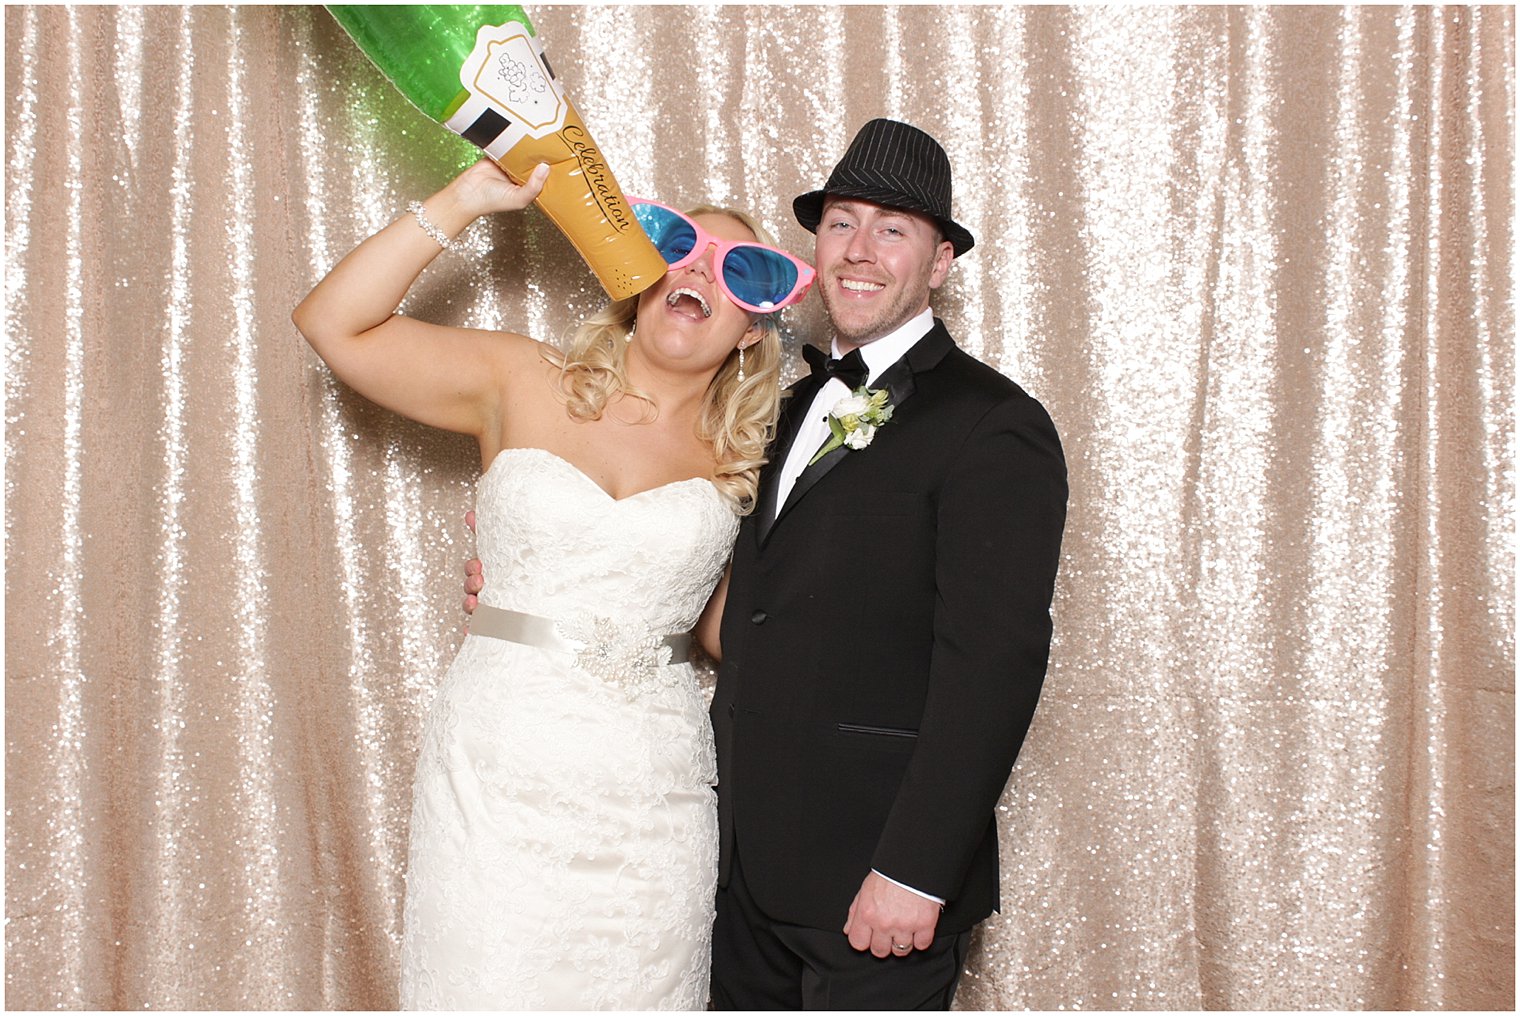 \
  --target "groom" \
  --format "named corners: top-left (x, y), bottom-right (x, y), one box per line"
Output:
top-left (708, 118), bottom-right (1067, 1009)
